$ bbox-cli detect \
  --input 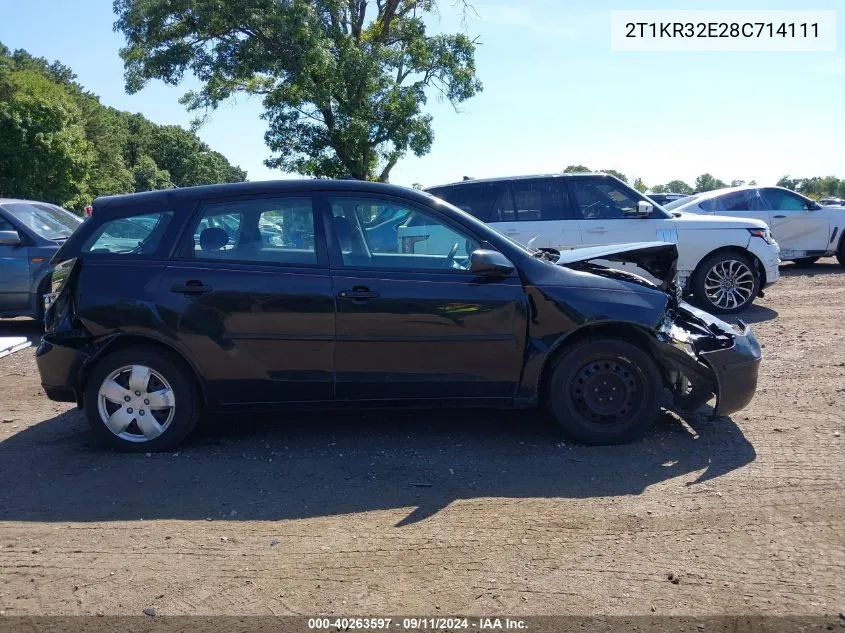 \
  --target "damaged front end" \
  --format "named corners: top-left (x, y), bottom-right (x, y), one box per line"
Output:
top-left (655, 301), bottom-right (762, 416)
